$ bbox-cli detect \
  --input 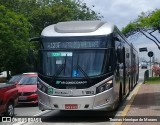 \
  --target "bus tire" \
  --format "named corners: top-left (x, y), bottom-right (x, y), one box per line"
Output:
top-left (129, 78), bottom-right (131, 91)
top-left (136, 74), bottom-right (138, 84)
